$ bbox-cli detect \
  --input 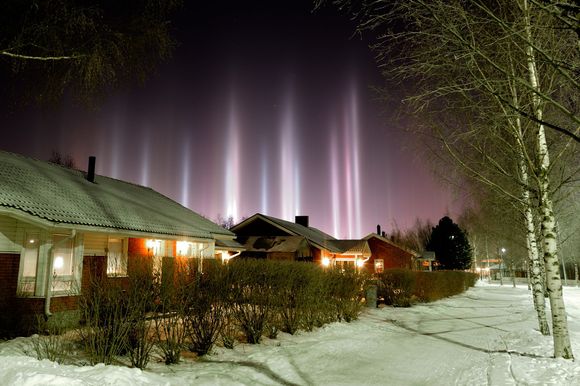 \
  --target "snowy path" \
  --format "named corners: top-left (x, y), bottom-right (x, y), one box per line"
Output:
top-left (2, 283), bottom-right (580, 385)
